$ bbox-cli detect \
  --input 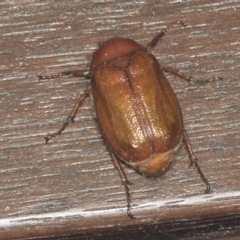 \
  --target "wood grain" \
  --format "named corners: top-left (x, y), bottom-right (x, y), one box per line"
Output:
top-left (0, 0), bottom-right (240, 239)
